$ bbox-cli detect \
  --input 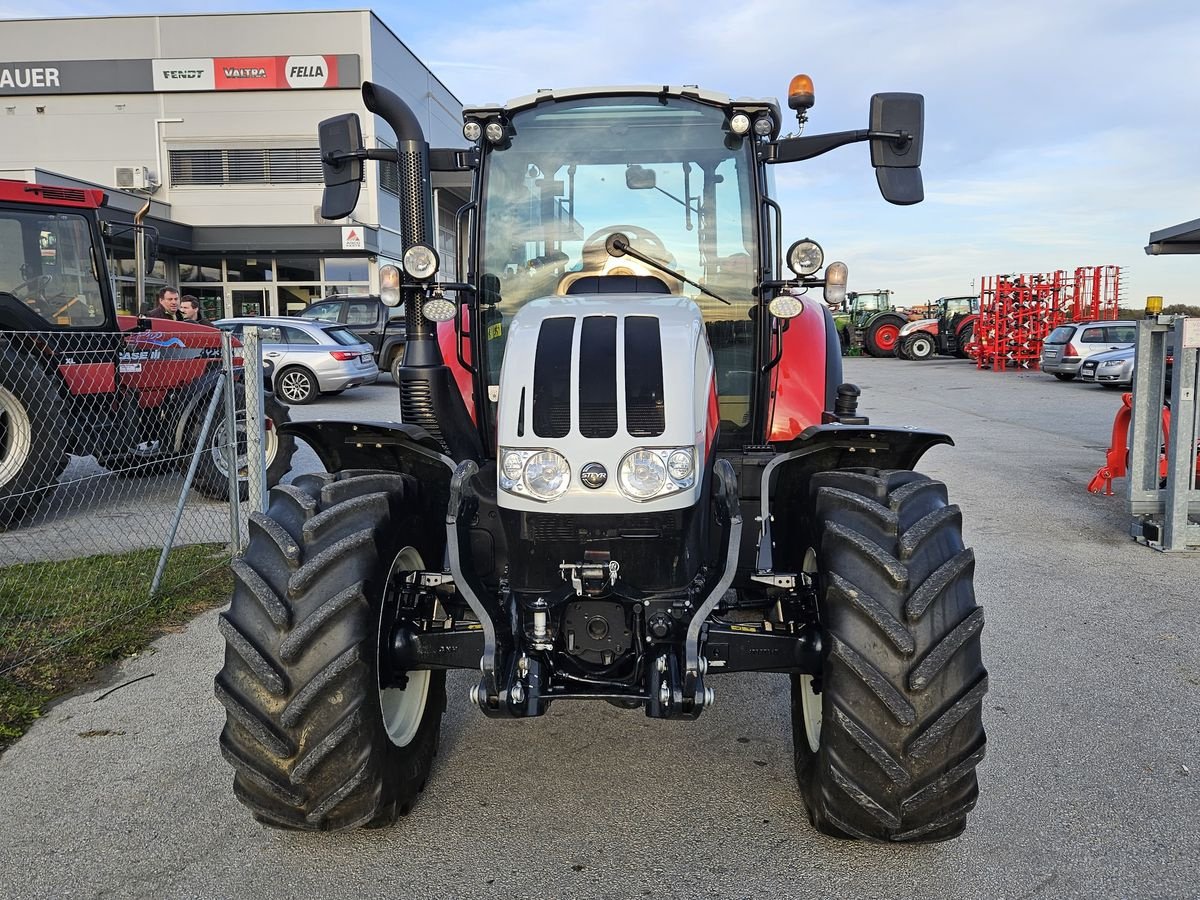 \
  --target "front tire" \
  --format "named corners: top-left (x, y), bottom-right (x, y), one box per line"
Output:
top-left (904, 334), bottom-right (936, 361)
top-left (0, 349), bottom-right (68, 528)
top-left (276, 366), bottom-right (318, 404)
top-left (215, 470), bottom-right (445, 831)
top-left (792, 468), bottom-right (987, 842)
top-left (864, 315), bottom-right (906, 358)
